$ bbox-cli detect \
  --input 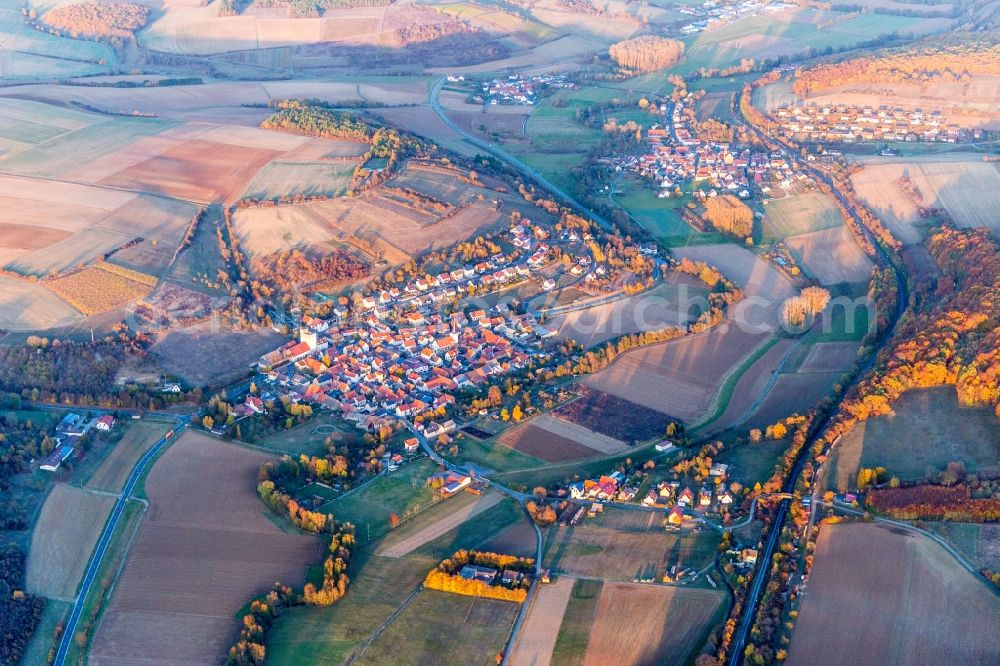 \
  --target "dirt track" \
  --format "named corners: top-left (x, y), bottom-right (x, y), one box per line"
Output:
top-left (377, 491), bottom-right (503, 558)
